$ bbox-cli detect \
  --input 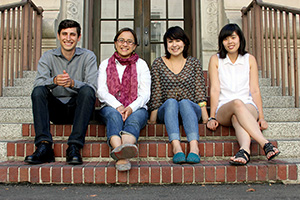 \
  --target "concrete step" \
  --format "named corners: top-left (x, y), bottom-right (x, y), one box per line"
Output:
top-left (4, 83), bottom-right (281, 97)
top-left (14, 71), bottom-right (272, 86)
top-left (0, 160), bottom-right (298, 184)
top-left (2, 86), bottom-right (32, 97)
top-left (259, 78), bottom-right (271, 86)
top-left (0, 123), bottom-right (23, 140)
top-left (262, 96), bottom-right (295, 108)
top-left (14, 78), bottom-right (34, 87)
top-left (0, 97), bottom-right (31, 108)
top-left (0, 93), bottom-right (293, 109)
top-left (277, 139), bottom-right (300, 159)
top-left (0, 95), bottom-right (294, 110)
top-left (0, 106), bottom-right (298, 125)
top-left (263, 122), bottom-right (300, 139)
top-left (264, 108), bottom-right (300, 122)
top-left (22, 71), bottom-right (37, 79)
top-left (260, 86), bottom-right (282, 96)
top-left (0, 109), bottom-right (32, 123)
